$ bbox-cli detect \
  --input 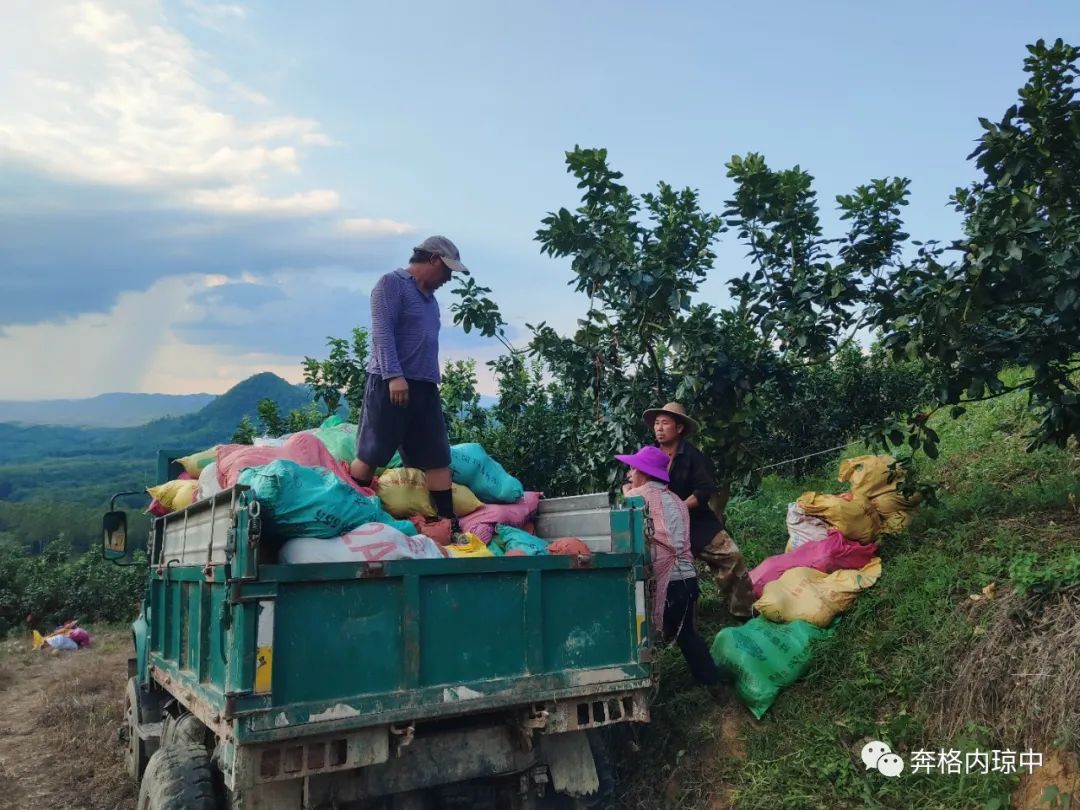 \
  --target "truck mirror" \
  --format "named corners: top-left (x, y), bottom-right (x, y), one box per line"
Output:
top-left (102, 511), bottom-right (128, 560)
